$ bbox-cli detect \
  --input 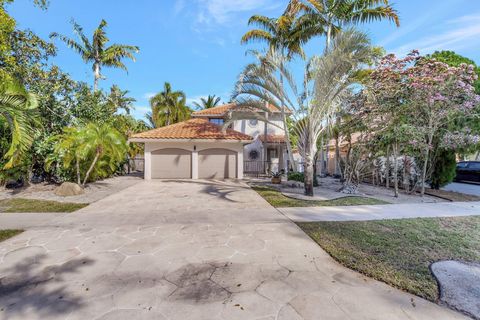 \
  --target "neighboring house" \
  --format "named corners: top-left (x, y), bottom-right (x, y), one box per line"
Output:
top-left (130, 103), bottom-right (290, 180)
